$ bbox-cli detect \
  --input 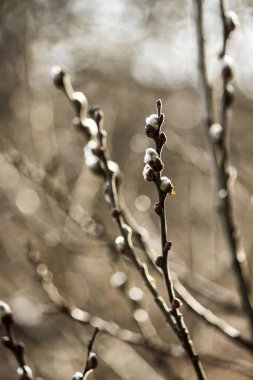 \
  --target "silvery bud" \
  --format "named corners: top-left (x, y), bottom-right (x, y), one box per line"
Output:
top-left (160, 177), bottom-right (175, 195)
top-left (72, 372), bottom-right (83, 380)
top-left (87, 352), bottom-right (98, 370)
top-left (0, 301), bottom-right (12, 325)
top-left (17, 366), bottom-right (33, 380)
top-left (51, 66), bottom-right (66, 90)
top-left (209, 123), bottom-right (223, 142)
top-left (225, 11), bottom-right (239, 36)
top-left (145, 114), bottom-right (159, 138)
top-left (221, 55), bottom-right (233, 82)
top-left (144, 148), bottom-right (163, 172)
top-left (115, 236), bottom-right (126, 253)
top-left (143, 164), bottom-right (154, 182)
